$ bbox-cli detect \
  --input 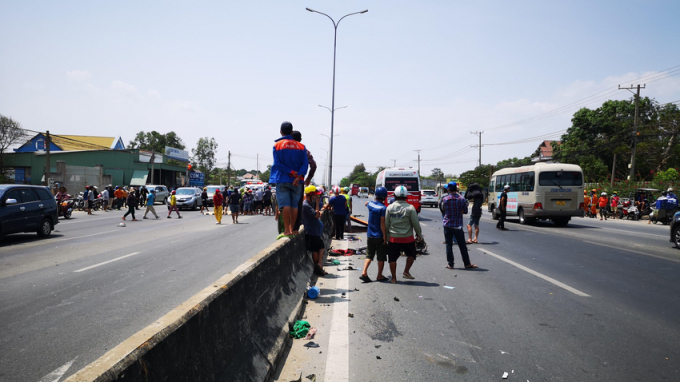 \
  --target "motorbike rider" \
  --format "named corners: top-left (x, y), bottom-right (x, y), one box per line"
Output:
top-left (668, 188), bottom-right (677, 200)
